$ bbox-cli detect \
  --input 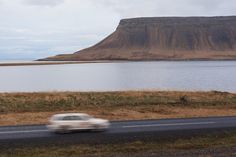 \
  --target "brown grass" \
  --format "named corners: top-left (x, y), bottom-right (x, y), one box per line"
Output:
top-left (0, 91), bottom-right (236, 126)
top-left (1, 107), bottom-right (236, 126)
